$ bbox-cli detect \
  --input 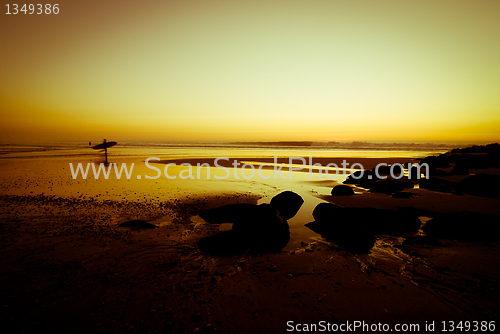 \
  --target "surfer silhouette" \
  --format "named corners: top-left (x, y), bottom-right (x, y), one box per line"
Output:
top-left (91, 139), bottom-right (117, 165)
